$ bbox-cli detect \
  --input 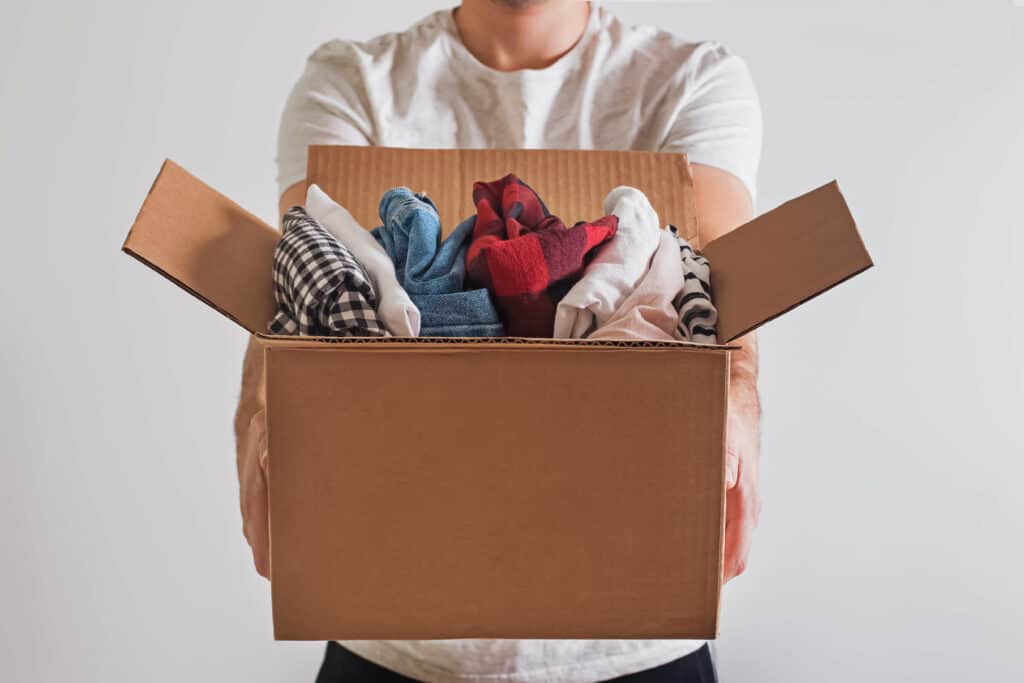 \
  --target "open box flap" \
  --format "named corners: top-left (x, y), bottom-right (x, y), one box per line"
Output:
top-left (703, 181), bottom-right (873, 342)
top-left (122, 159), bottom-right (277, 334)
top-left (307, 146), bottom-right (700, 241)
